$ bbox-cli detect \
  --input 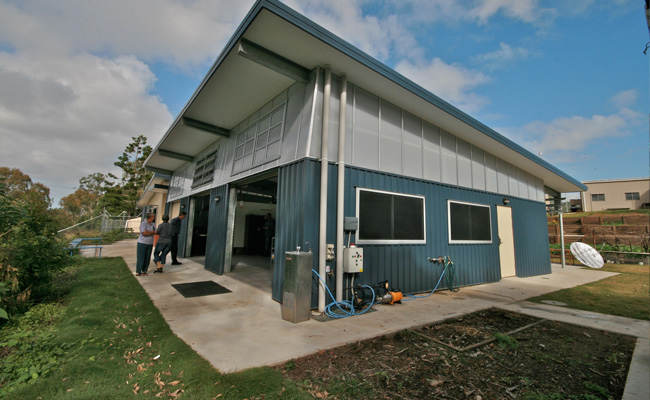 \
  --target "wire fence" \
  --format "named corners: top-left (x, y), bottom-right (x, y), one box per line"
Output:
top-left (58, 210), bottom-right (140, 236)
